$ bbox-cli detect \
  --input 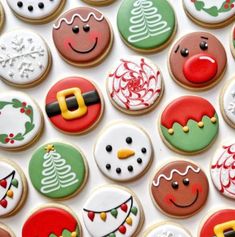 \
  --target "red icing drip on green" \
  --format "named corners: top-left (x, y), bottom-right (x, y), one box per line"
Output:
top-left (161, 96), bottom-right (215, 128)
top-left (22, 207), bottom-right (77, 237)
